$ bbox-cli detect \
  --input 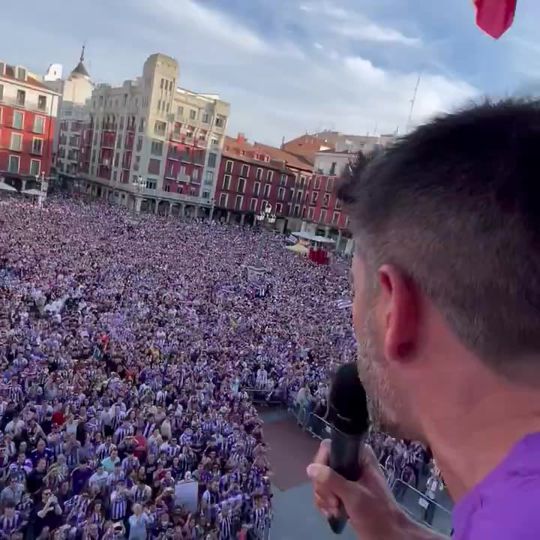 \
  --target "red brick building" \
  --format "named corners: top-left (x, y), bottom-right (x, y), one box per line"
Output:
top-left (0, 61), bottom-right (59, 190)
top-left (214, 134), bottom-right (299, 229)
top-left (300, 150), bottom-right (357, 247)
